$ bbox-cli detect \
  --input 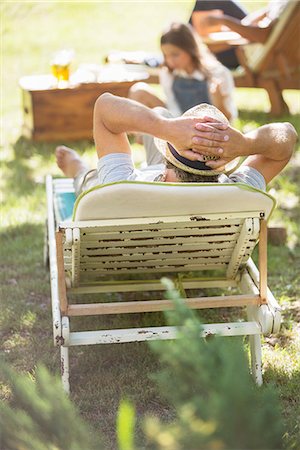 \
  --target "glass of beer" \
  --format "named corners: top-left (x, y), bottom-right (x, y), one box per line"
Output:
top-left (51, 49), bottom-right (74, 88)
